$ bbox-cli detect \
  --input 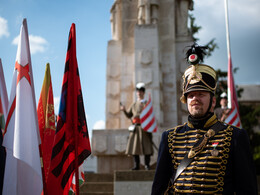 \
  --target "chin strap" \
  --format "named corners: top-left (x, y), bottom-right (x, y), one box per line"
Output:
top-left (204, 93), bottom-right (213, 117)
